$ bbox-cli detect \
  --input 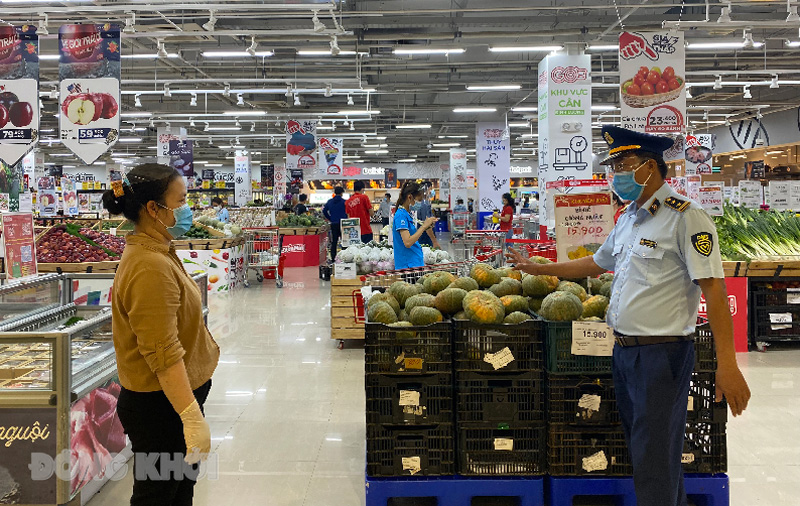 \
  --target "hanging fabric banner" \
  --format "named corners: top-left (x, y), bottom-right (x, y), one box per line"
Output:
top-left (59, 24), bottom-right (121, 165)
top-left (286, 119), bottom-right (317, 171)
top-left (318, 137), bottom-right (343, 176)
top-left (168, 139), bottom-right (194, 177)
top-left (684, 133), bottom-right (714, 176)
top-left (234, 150), bottom-right (251, 206)
top-left (384, 168), bottom-right (397, 189)
top-left (449, 148), bottom-right (468, 210)
top-left (619, 30), bottom-right (686, 134)
top-left (476, 122), bottom-right (510, 213)
top-left (157, 126), bottom-right (186, 164)
top-left (273, 165), bottom-right (287, 207)
top-left (0, 25), bottom-right (39, 167)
